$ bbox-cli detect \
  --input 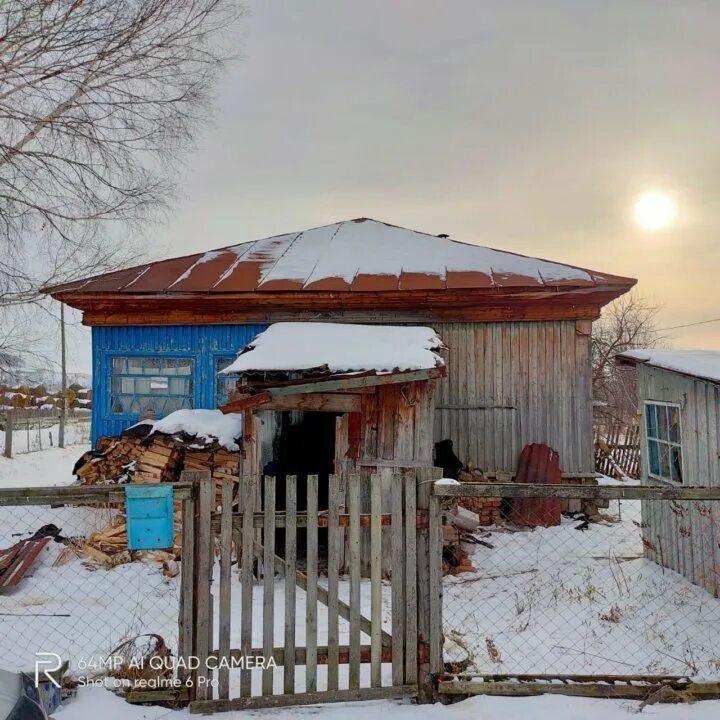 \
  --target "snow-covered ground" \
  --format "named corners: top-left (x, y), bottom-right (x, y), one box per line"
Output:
top-left (0, 418), bottom-right (90, 456)
top-left (2, 447), bottom-right (720, 717)
top-left (444, 499), bottom-right (720, 679)
top-left (57, 685), bottom-right (720, 720)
